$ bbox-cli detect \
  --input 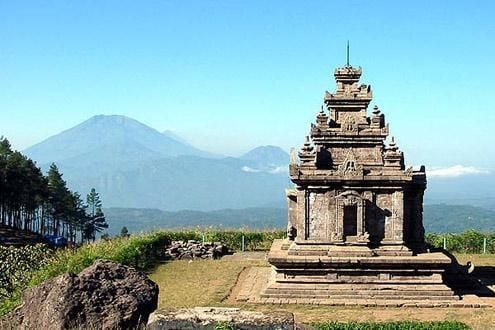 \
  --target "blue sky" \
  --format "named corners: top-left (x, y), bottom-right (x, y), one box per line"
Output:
top-left (0, 1), bottom-right (494, 170)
